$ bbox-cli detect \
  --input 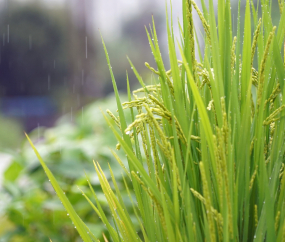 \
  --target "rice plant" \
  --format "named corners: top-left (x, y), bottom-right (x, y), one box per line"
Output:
top-left (27, 0), bottom-right (285, 241)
